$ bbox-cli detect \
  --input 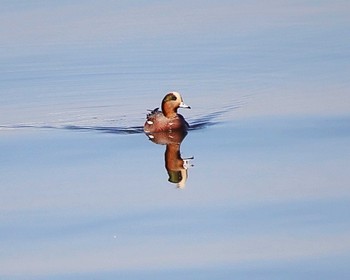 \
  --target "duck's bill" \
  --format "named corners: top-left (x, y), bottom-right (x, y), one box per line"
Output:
top-left (179, 102), bottom-right (191, 109)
